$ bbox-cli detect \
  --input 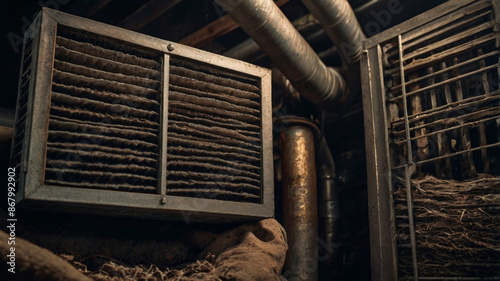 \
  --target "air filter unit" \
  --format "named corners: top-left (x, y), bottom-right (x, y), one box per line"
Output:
top-left (11, 8), bottom-right (273, 222)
